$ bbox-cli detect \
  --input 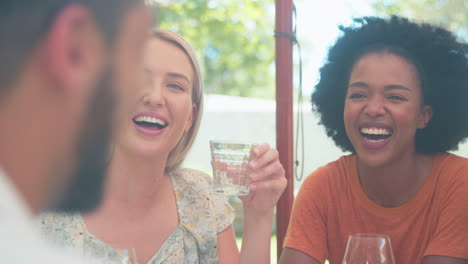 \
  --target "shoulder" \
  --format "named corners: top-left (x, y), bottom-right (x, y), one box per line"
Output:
top-left (436, 152), bottom-right (468, 183)
top-left (301, 154), bottom-right (354, 191)
top-left (170, 167), bottom-right (212, 189)
top-left (39, 213), bottom-right (77, 230)
top-left (37, 213), bottom-right (84, 248)
top-left (170, 167), bottom-right (221, 211)
top-left (170, 168), bottom-right (235, 245)
top-left (170, 167), bottom-right (232, 207)
top-left (294, 155), bottom-right (354, 212)
top-left (1, 231), bottom-right (87, 264)
top-left (438, 152), bottom-right (468, 171)
top-left (430, 153), bottom-right (468, 205)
